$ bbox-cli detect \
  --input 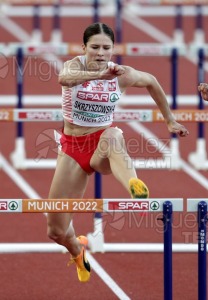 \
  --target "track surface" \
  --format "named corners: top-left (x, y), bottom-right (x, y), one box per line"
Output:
top-left (0, 5), bottom-right (208, 300)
